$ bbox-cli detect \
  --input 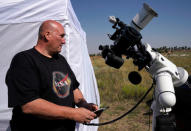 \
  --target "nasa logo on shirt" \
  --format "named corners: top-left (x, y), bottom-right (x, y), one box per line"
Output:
top-left (52, 71), bottom-right (71, 98)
